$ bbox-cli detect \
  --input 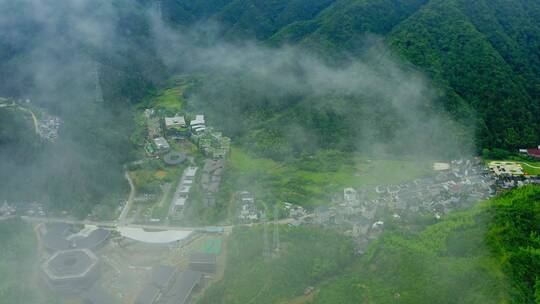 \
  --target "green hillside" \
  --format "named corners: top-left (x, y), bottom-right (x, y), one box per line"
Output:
top-left (160, 0), bottom-right (540, 151)
top-left (2, 0), bottom-right (538, 152)
top-left (313, 185), bottom-right (540, 304)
